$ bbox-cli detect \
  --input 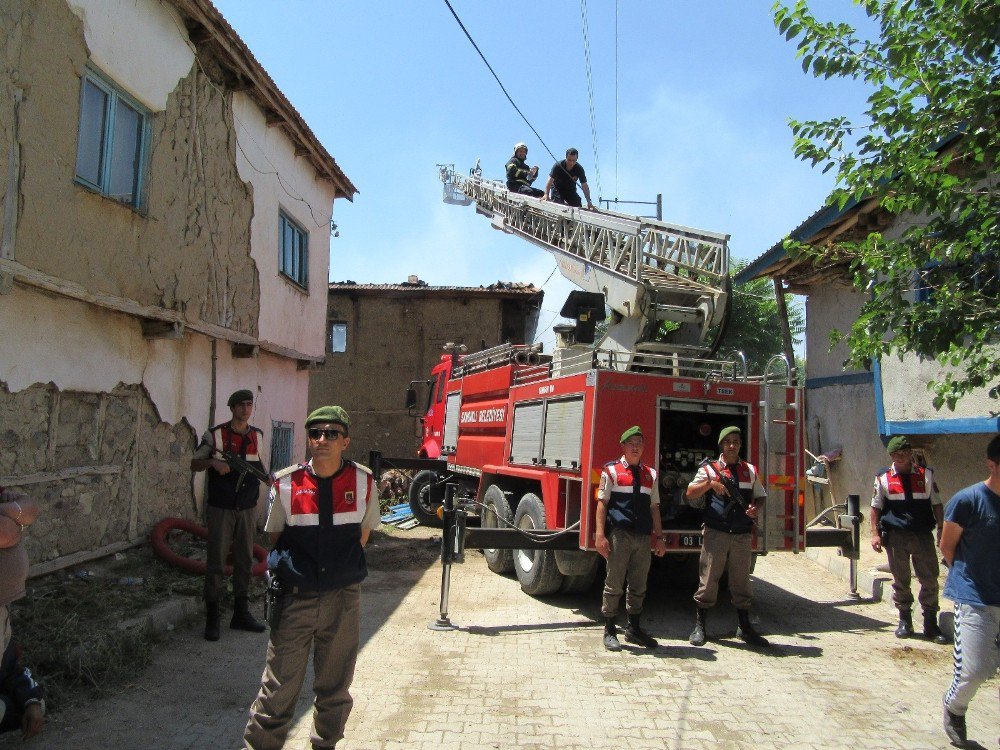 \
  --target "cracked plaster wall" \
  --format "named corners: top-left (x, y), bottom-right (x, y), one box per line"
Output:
top-left (0, 0), bottom-right (320, 561)
top-left (0, 381), bottom-right (194, 564)
top-left (2, 0), bottom-right (259, 334)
